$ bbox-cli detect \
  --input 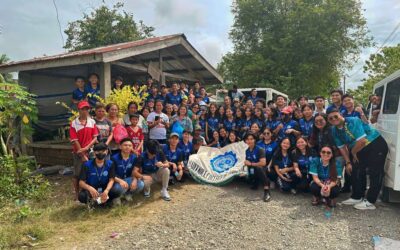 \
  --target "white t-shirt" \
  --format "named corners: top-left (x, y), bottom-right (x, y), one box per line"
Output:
top-left (147, 112), bottom-right (169, 140)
